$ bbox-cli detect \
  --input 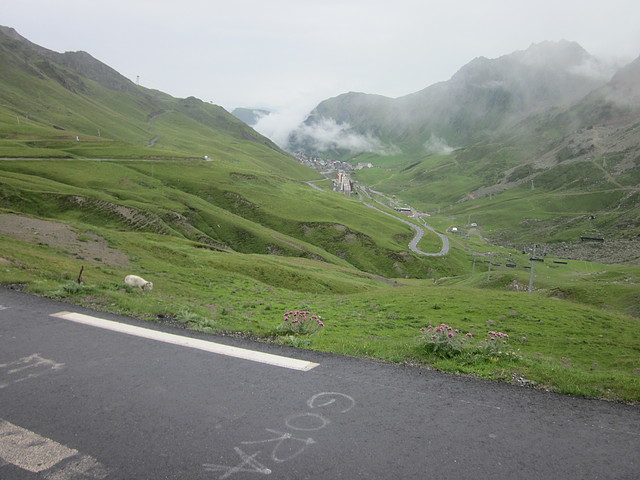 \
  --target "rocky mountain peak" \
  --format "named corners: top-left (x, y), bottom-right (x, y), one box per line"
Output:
top-left (515, 39), bottom-right (591, 68)
top-left (605, 55), bottom-right (640, 105)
